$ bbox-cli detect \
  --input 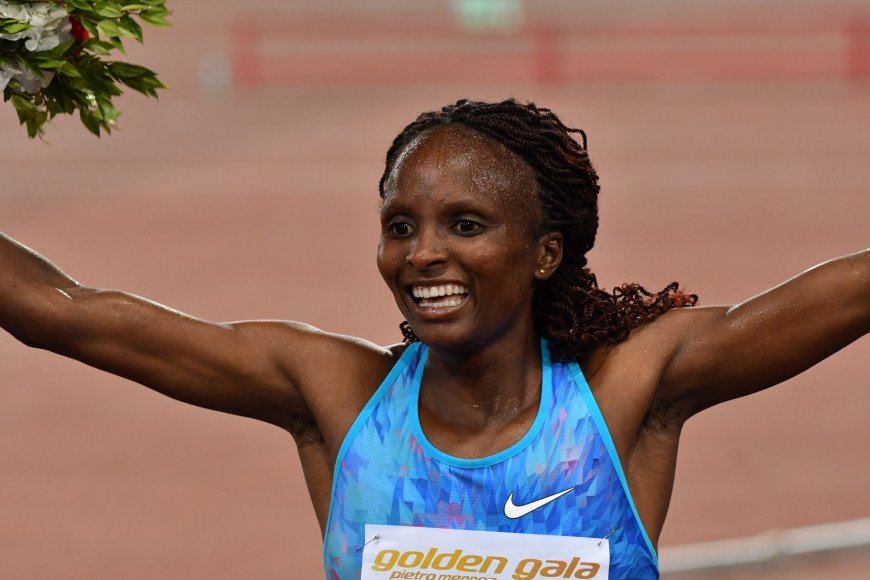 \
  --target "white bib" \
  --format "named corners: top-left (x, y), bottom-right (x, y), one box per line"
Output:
top-left (361, 524), bottom-right (609, 580)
